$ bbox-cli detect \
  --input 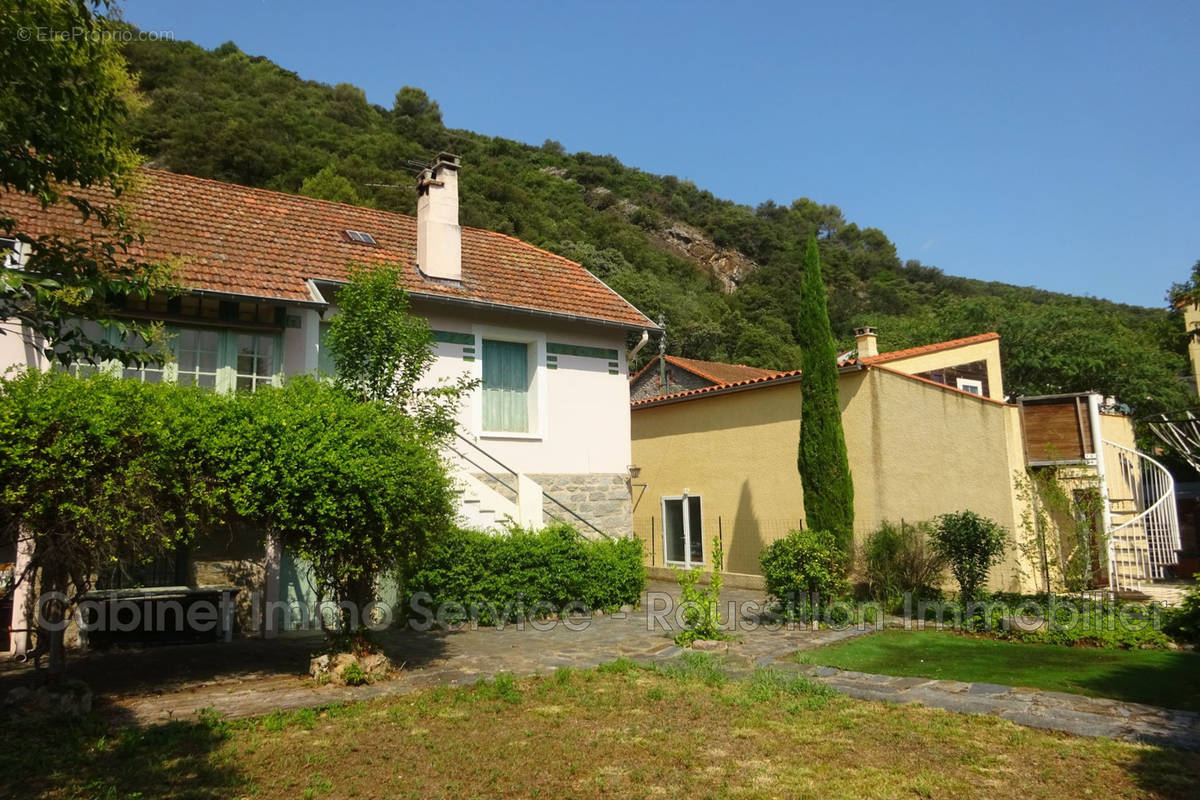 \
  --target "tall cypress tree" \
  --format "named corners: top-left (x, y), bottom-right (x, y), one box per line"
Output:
top-left (796, 235), bottom-right (855, 551)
